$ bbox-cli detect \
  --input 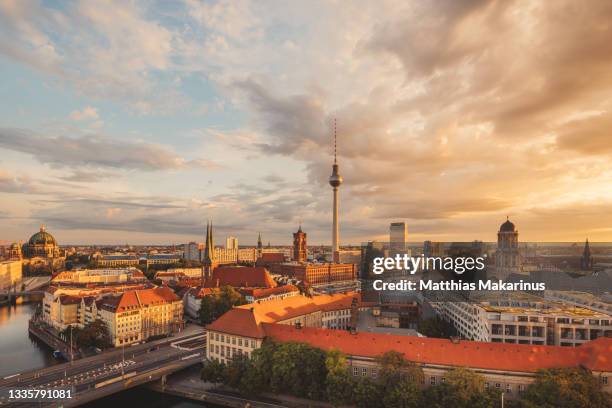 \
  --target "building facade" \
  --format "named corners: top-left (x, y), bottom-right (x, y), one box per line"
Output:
top-left (434, 297), bottom-right (612, 346)
top-left (205, 292), bottom-right (361, 363)
top-left (0, 260), bottom-right (22, 290)
top-left (389, 222), bottom-right (408, 254)
top-left (269, 262), bottom-right (357, 285)
top-left (494, 218), bottom-right (521, 280)
top-left (293, 226), bottom-right (307, 263)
